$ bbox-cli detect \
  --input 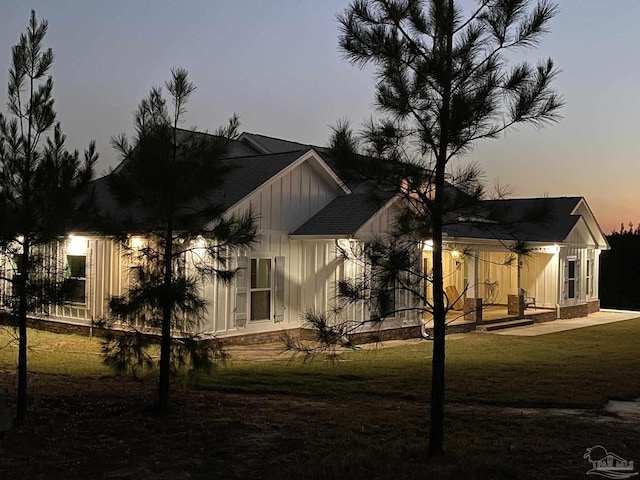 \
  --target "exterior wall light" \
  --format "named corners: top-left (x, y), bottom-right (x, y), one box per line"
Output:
top-left (130, 236), bottom-right (144, 250)
top-left (67, 235), bottom-right (87, 255)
